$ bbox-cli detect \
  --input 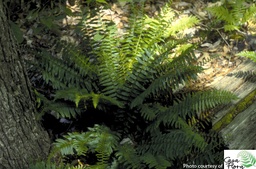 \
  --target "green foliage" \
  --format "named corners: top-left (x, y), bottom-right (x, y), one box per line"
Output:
top-left (236, 50), bottom-right (256, 62)
top-left (35, 90), bottom-right (78, 119)
top-left (227, 51), bottom-right (256, 83)
top-left (50, 125), bottom-right (119, 167)
top-left (207, 0), bottom-right (256, 31)
top-left (144, 90), bottom-right (237, 132)
top-left (227, 70), bottom-right (256, 83)
top-left (33, 3), bottom-right (237, 168)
